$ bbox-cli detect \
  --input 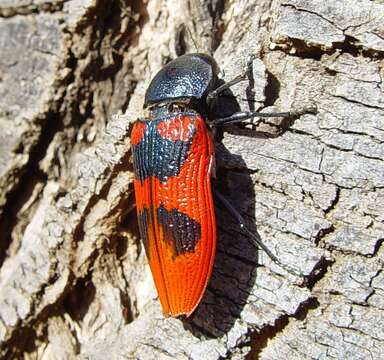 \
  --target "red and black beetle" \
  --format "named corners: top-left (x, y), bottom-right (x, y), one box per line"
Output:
top-left (131, 53), bottom-right (313, 317)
